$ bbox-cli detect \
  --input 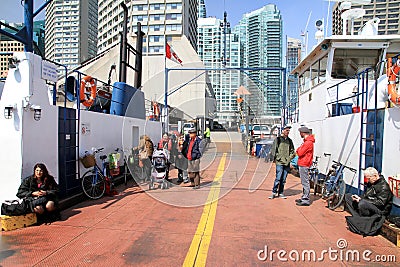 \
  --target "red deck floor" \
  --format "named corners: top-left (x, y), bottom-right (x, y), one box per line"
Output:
top-left (1, 140), bottom-right (399, 266)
